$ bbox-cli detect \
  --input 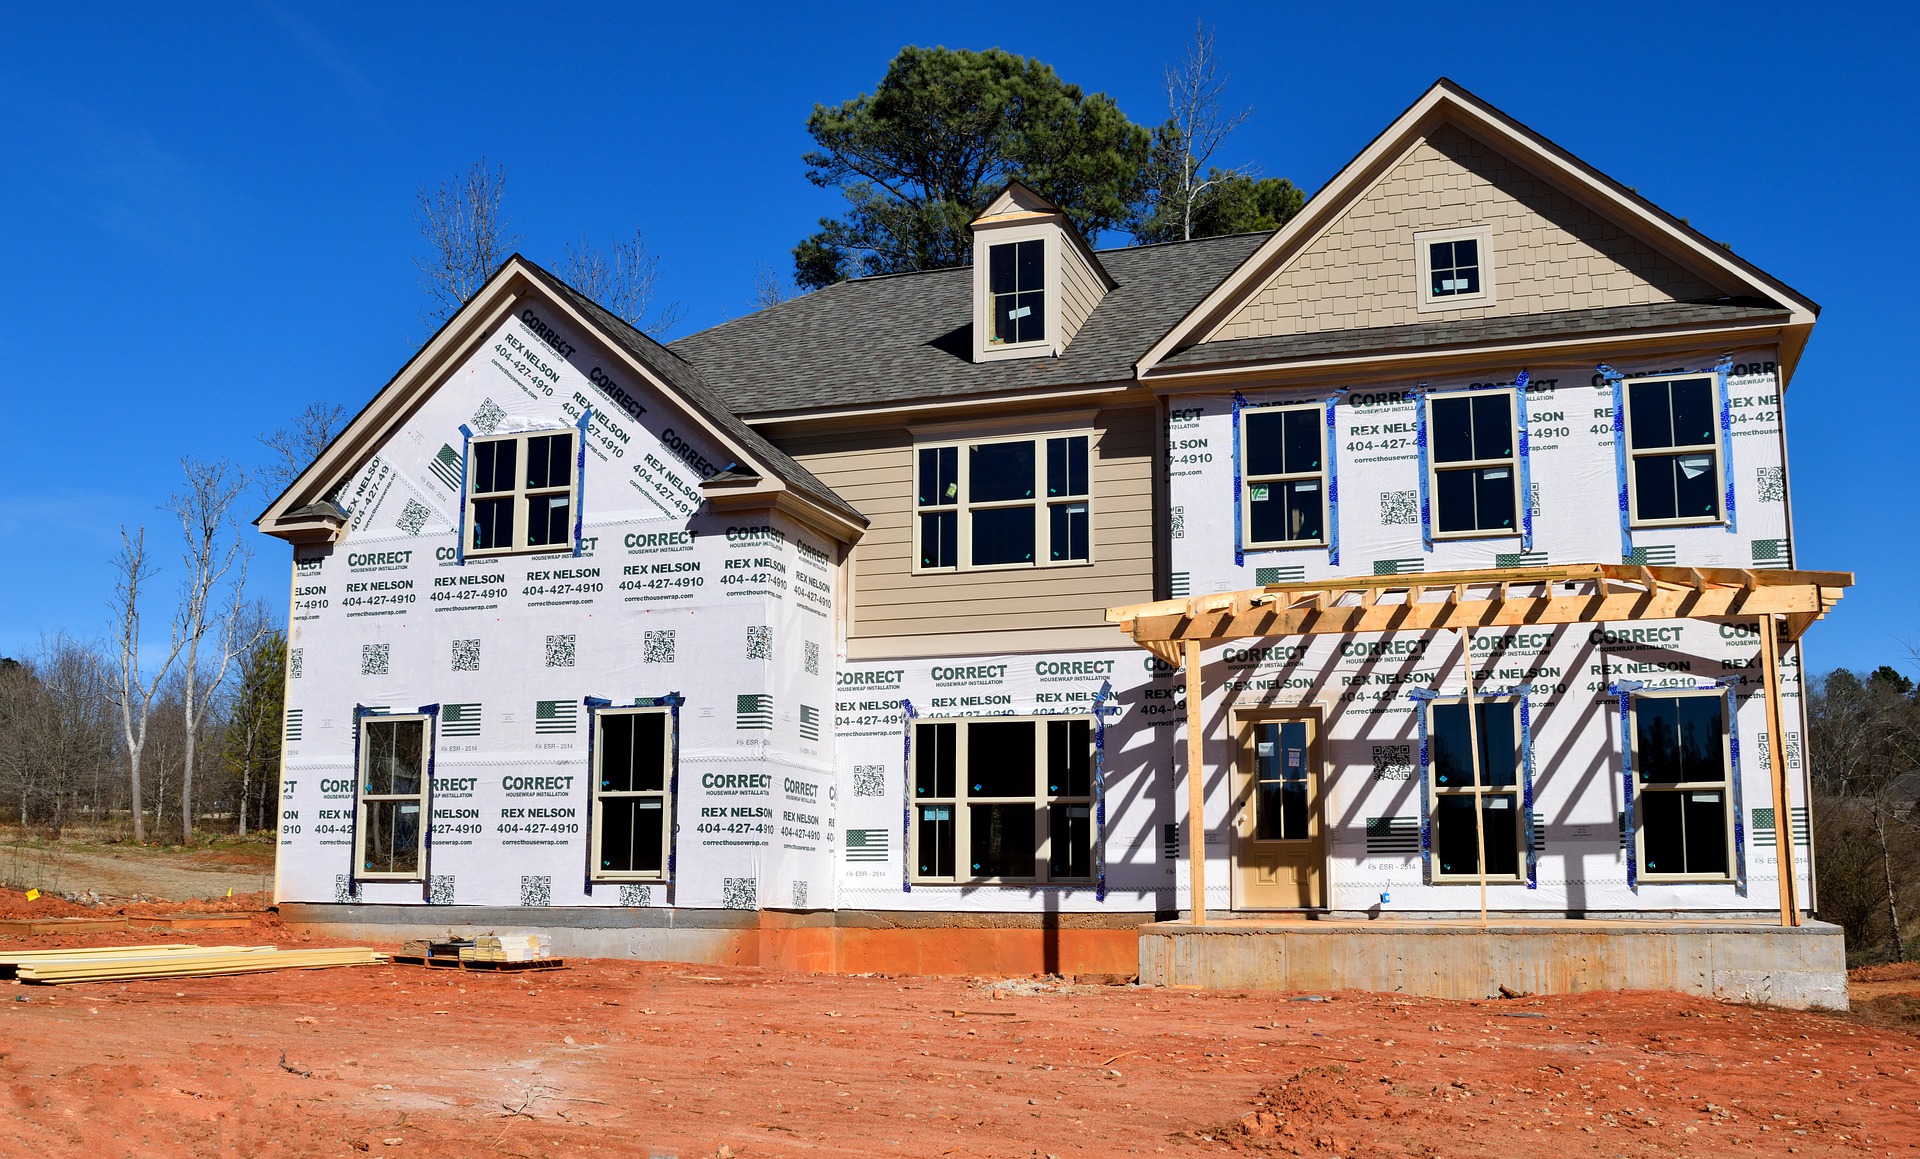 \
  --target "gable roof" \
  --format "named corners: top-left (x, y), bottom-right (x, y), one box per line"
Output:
top-left (1137, 79), bottom-right (1820, 383)
top-left (256, 255), bottom-right (866, 542)
top-left (669, 230), bottom-right (1269, 420)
